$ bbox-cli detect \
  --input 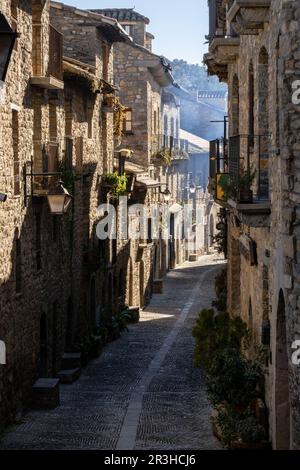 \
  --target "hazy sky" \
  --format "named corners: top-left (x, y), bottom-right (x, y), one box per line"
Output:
top-left (62, 0), bottom-right (209, 65)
